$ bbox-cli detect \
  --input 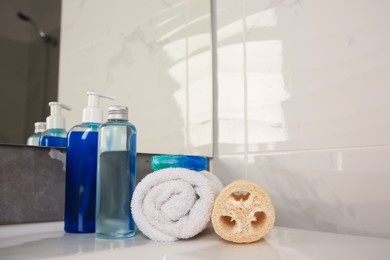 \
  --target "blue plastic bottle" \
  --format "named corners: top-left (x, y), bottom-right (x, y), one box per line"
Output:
top-left (96, 105), bottom-right (137, 239)
top-left (64, 92), bottom-right (114, 233)
top-left (39, 102), bottom-right (71, 148)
